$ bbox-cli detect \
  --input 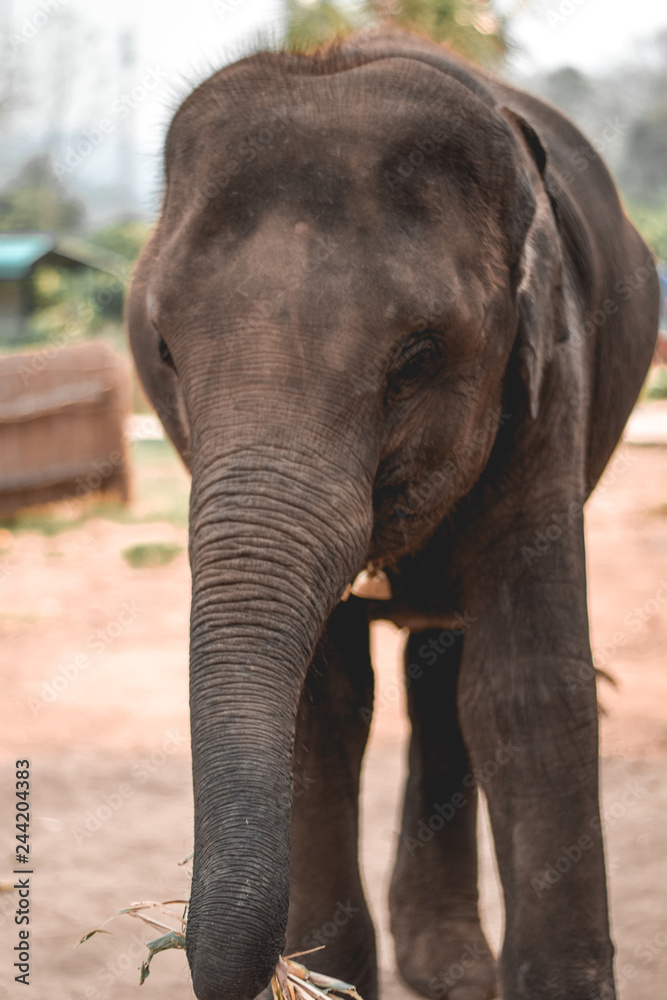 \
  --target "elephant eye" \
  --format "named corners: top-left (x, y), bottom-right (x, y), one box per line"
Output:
top-left (390, 331), bottom-right (443, 388)
top-left (157, 333), bottom-right (176, 371)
